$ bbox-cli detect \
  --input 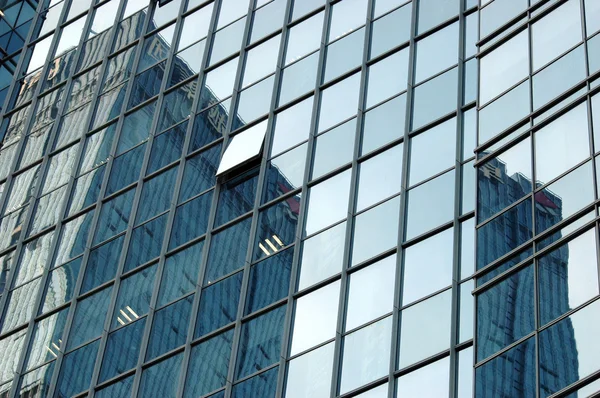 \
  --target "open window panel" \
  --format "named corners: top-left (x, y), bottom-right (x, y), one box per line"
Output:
top-left (216, 120), bottom-right (268, 178)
